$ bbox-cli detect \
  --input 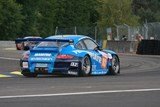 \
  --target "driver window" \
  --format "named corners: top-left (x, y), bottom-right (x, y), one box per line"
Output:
top-left (83, 39), bottom-right (97, 50)
top-left (76, 41), bottom-right (86, 50)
